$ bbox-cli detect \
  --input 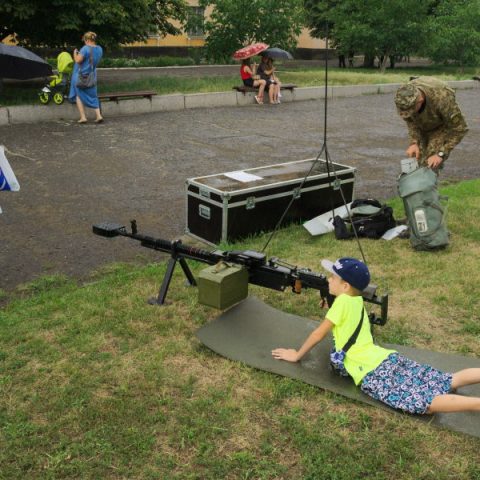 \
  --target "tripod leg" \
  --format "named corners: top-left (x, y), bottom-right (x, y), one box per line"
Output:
top-left (149, 256), bottom-right (177, 305)
top-left (179, 257), bottom-right (197, 286)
